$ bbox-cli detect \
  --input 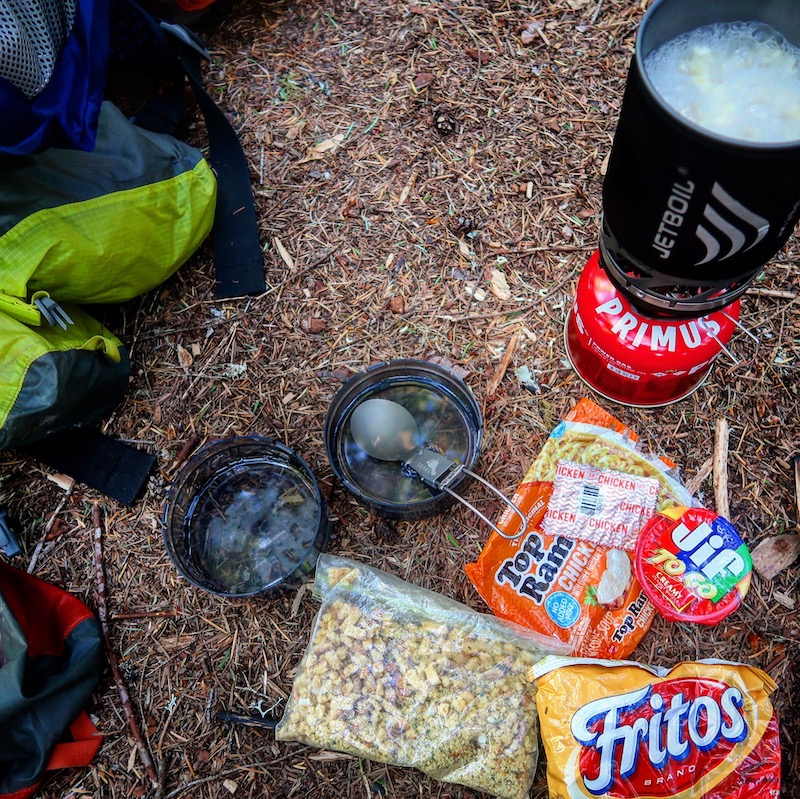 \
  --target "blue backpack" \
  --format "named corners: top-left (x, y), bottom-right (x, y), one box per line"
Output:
top-left (0, 0), bottom-right (265, 503)
top-left (0, 0), bottom-right (109, 155)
